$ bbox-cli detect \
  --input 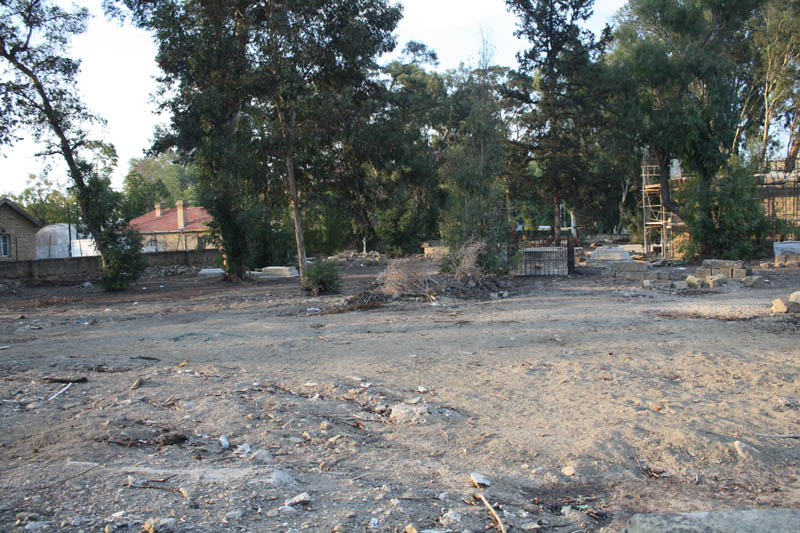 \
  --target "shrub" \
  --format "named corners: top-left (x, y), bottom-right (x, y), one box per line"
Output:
top-left (301, 260), bottom-right (341, 296)
top-left (99, 228), bottom-right (146, 291)
top-left (678, 168), bottom-right (775, 260)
